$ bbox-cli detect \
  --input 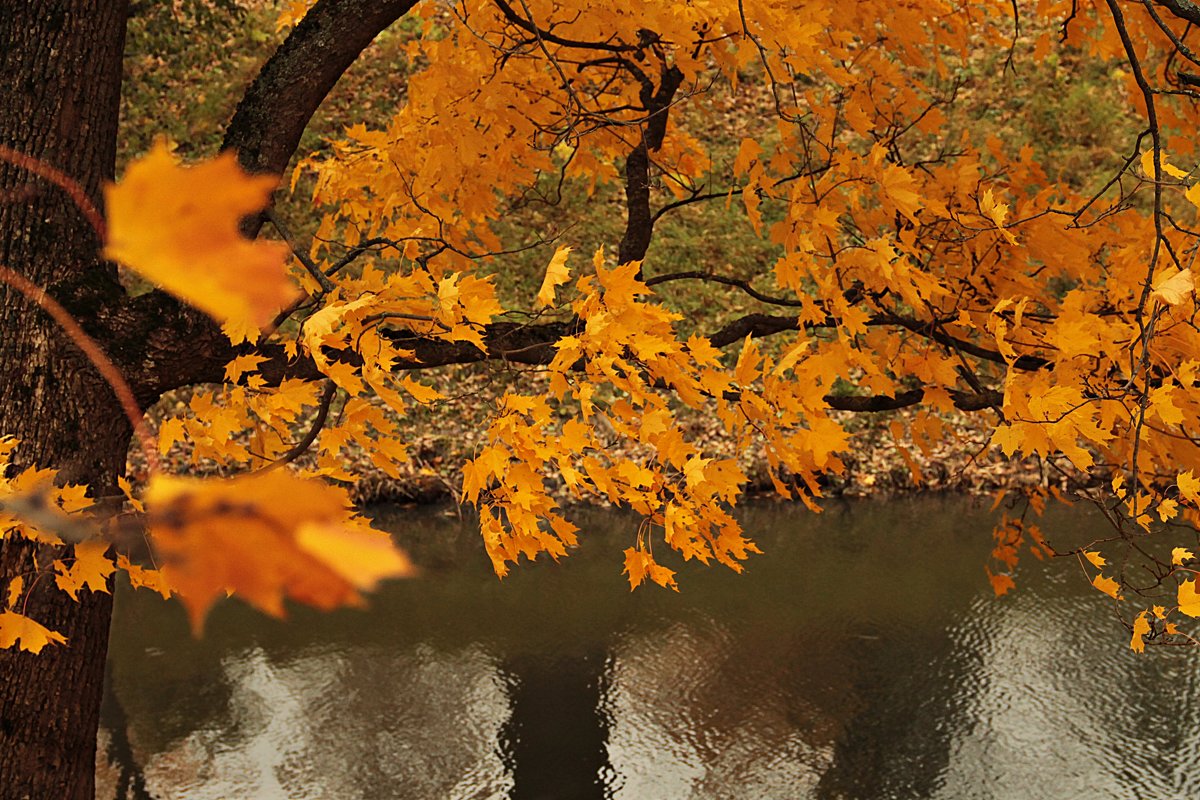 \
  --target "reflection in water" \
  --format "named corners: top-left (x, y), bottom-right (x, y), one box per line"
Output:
top-left (100, 498), bottom-right (1200, 799)
top-left (501, 649), bottom-right (610, 800)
